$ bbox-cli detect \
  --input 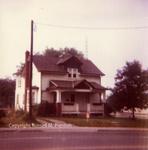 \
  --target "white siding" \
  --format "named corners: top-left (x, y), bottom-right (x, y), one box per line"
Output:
top-left (41, 73), bottom-right (101, 91)
top-left (41, 72), bottom-right (101, 101)
top-left (15, 61), bottom-right (103, 112)
top-left (15, 63), bottom-right (41, 110)
top-left (90, 93), bottom-right (101, 103)
top-left (15, 75), bottom-right (25, 110)
top-left (41, 74), bottom-right (69, 91)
